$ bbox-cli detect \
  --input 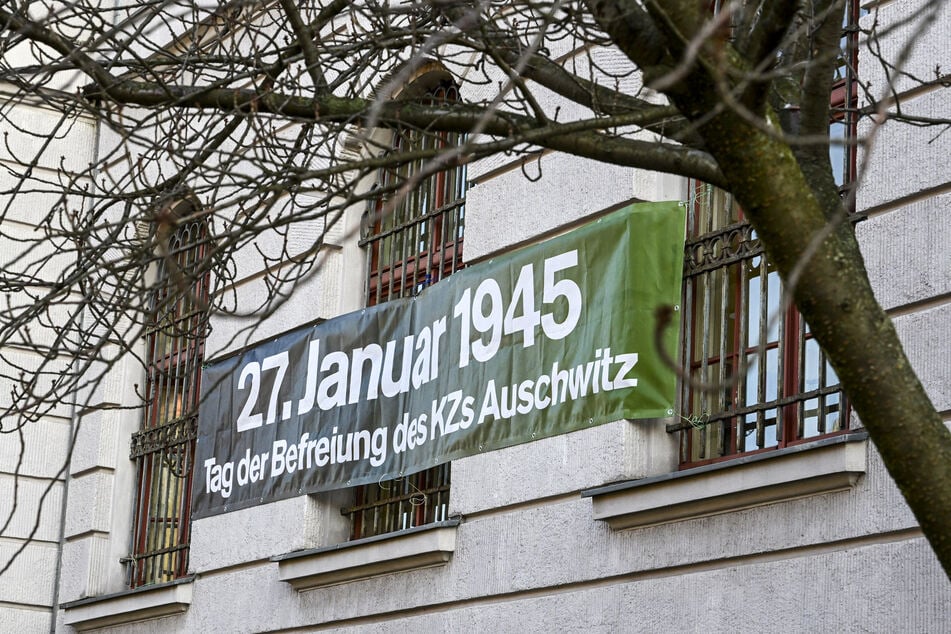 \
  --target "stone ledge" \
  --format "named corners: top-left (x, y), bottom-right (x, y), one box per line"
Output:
top-left (272, 520), bottom-right (459, 590)
top-left (61, 577), bottom-right (193, 631)
top-left (582, 432), bottom-right (868, 530)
